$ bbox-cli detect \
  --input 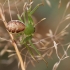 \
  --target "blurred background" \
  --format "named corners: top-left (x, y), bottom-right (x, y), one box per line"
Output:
top-left (0, 0), bottom-right (70, 70)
